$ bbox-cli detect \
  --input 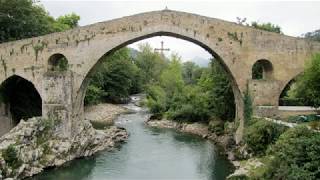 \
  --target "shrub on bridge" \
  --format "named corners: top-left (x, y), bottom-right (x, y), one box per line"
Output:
top-left (259, 126), bottom-right (320, 179)
top-left (244, 119), bottom-right (288, 156)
